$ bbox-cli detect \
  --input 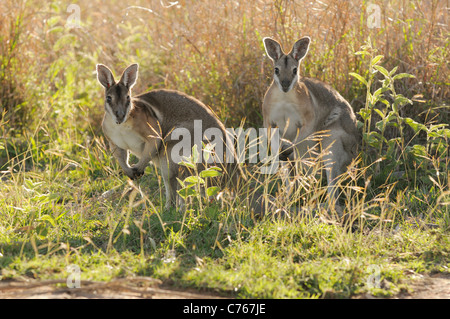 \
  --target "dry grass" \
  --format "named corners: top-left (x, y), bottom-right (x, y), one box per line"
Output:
top-left (1, 0), bottom-right (448, 129)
